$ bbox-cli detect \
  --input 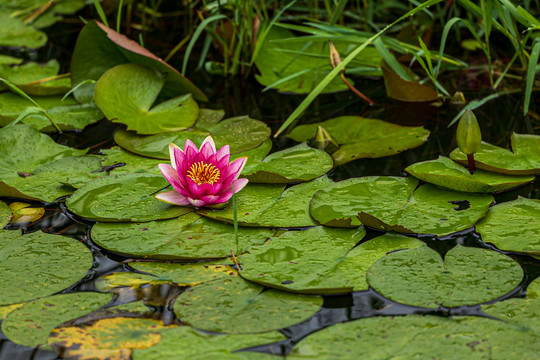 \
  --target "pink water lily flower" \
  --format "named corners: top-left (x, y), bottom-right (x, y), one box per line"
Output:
top-left (155, 136), bottom-right (248, 207)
